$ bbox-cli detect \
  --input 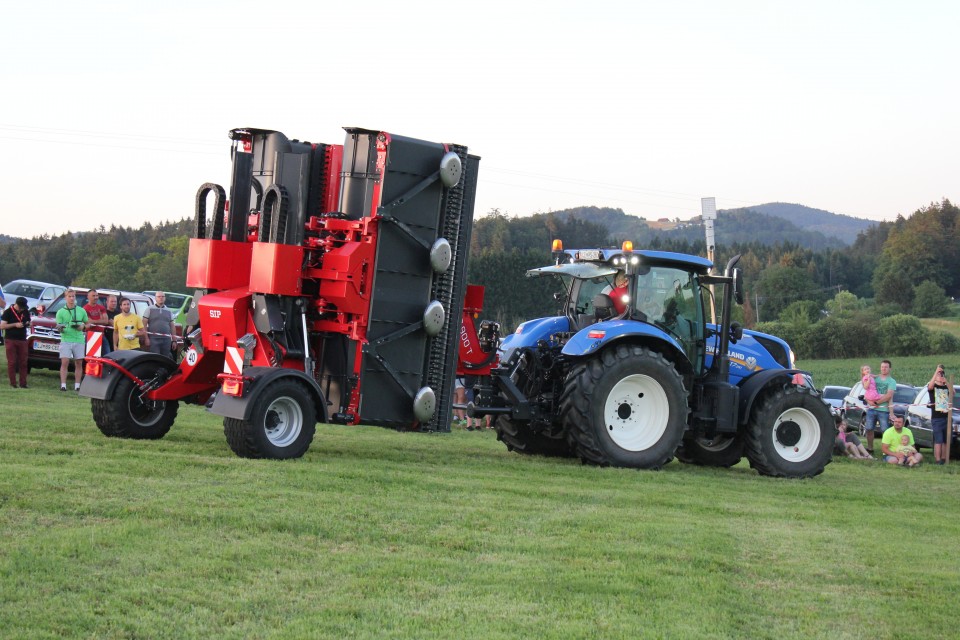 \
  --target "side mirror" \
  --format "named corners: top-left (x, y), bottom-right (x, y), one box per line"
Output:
top-left (730, 321), bottom-right (743, 344)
